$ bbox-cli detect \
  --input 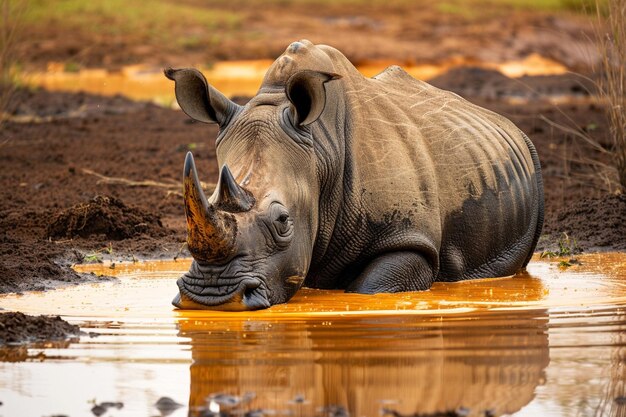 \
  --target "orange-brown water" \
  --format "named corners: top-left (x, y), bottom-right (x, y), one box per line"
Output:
top-left (1, 253), bottom-right (625, 417)
top-left (22, 54), bottom-right (568, 104)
